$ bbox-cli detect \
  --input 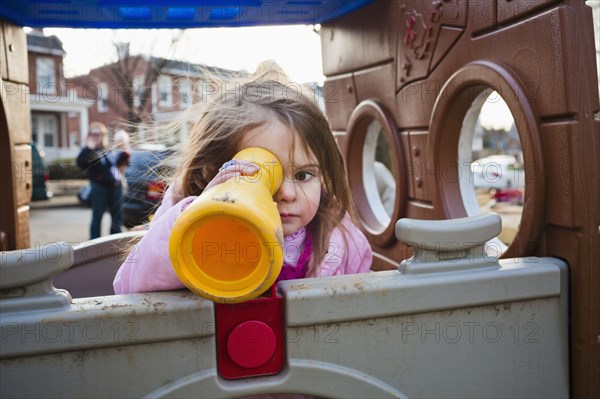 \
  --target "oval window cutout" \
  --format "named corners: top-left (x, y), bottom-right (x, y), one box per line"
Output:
top-left (362, 119), bottom-right (397, 229)
top-left (345, 100), bottom-right (404, 247)
top-left (458, 89), bottom-right (524, 254)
